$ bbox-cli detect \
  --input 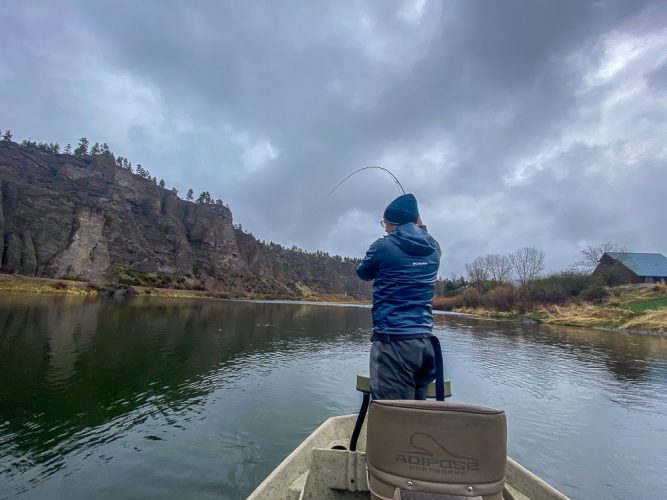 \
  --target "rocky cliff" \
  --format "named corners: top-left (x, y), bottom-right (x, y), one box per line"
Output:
top-left (0, 140), bottom-right (370, 298)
